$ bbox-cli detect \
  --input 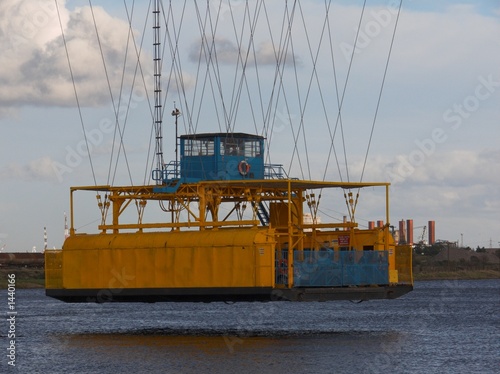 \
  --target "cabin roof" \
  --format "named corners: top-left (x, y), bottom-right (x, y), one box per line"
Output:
top-left (179, 132), bottom-right (265, 140)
